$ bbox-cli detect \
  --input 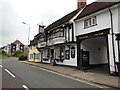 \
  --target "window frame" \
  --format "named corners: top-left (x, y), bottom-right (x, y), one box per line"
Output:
top-left (84, 16), bottom-right (97, 29)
